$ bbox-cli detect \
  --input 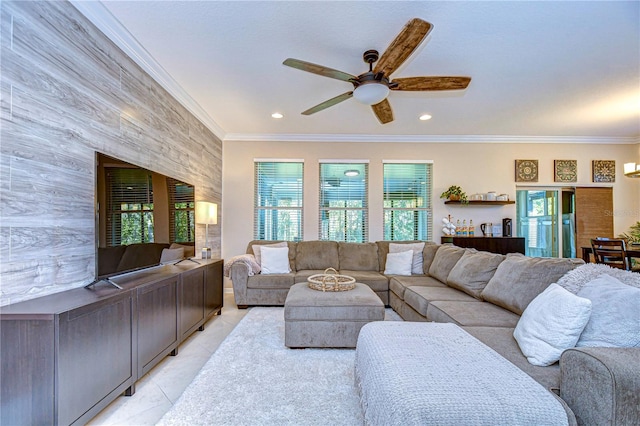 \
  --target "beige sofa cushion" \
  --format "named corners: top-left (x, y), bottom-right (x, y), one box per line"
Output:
top-left (389, 276), bottom-right (445, 299)
top-left (296, 241), bottom-right (339, 270)
top-left (447, 250), bottom-right (505, 298)
top-left (423, 244), bottom-right (441, 274)
top-left (427, 300), bottom-right (521, 327)
top-left (338, 242), bottom-right (379, 271)
top-left (428, 245), bottom-right (466, 283)
top-left (481, 253), bottom-right (581, 315)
